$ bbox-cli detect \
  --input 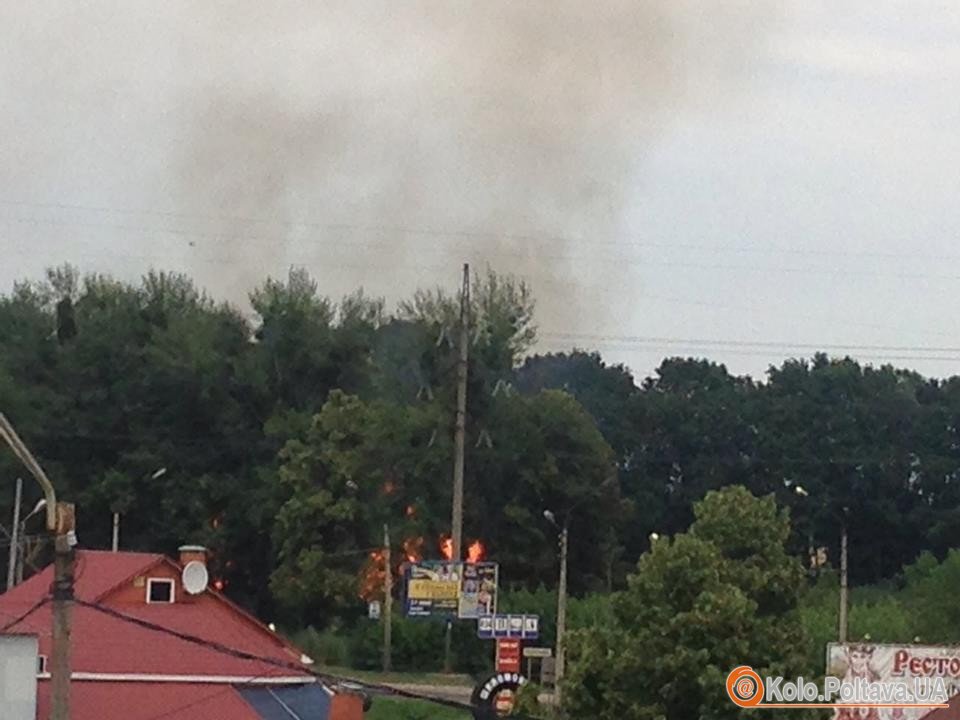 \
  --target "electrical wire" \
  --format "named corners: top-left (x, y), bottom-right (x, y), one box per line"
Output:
top-left (75, 599), bottom-right (477, 713)
top-left (0, 594), bottom-right (50, 632)
top-left (3, 196), bottom-right (960, 263)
